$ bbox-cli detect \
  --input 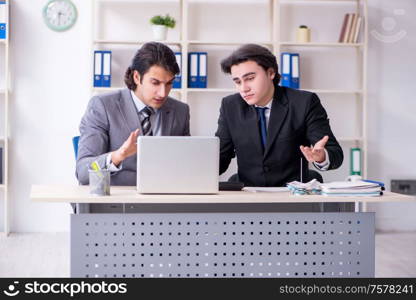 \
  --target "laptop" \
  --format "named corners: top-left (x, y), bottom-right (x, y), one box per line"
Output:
top-left (137, 136), bottom-right (219, 194)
